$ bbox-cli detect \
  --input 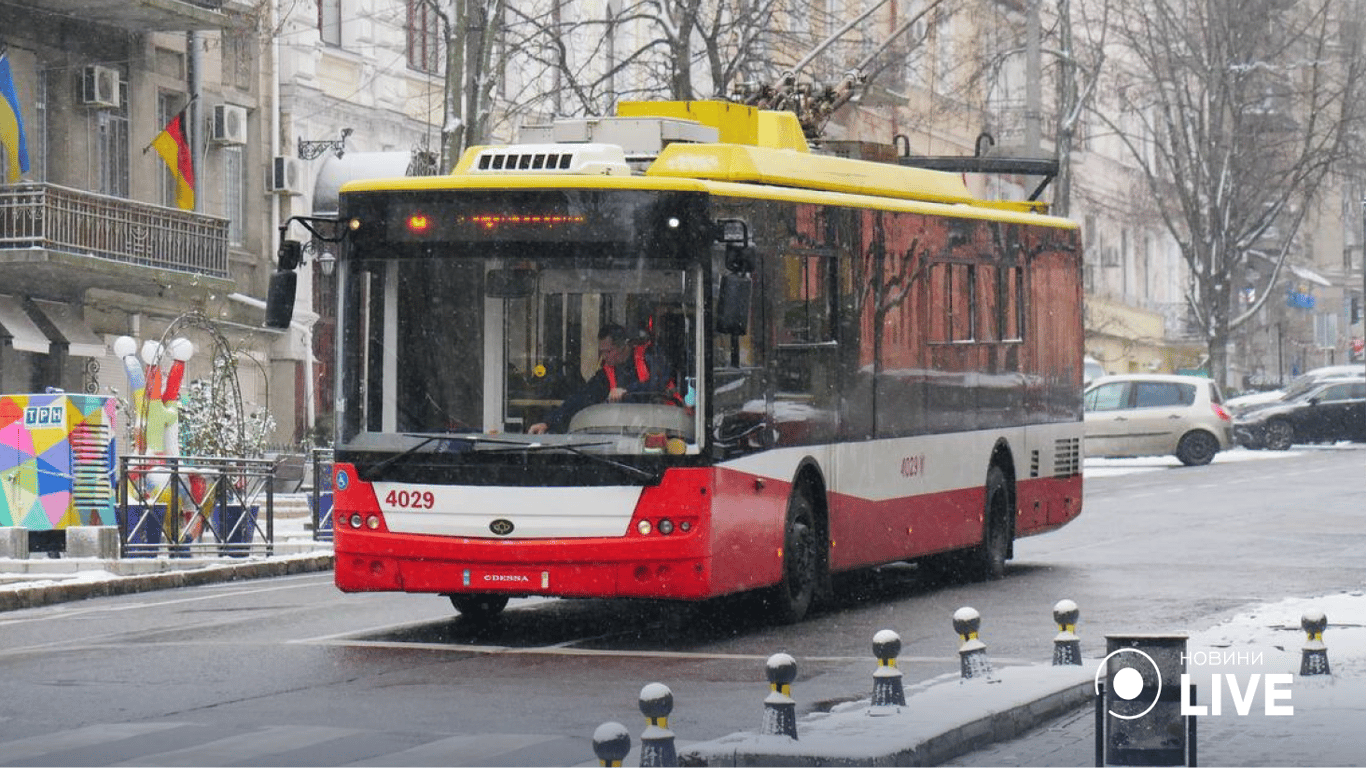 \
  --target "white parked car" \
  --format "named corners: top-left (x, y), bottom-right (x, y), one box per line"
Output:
top-left (1083, 356), bottom-right (1107, 385)
top-left (1083, 374), bottom-right (1233, 466)
top-left (1226, 365), bottom-right (1366, 415)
